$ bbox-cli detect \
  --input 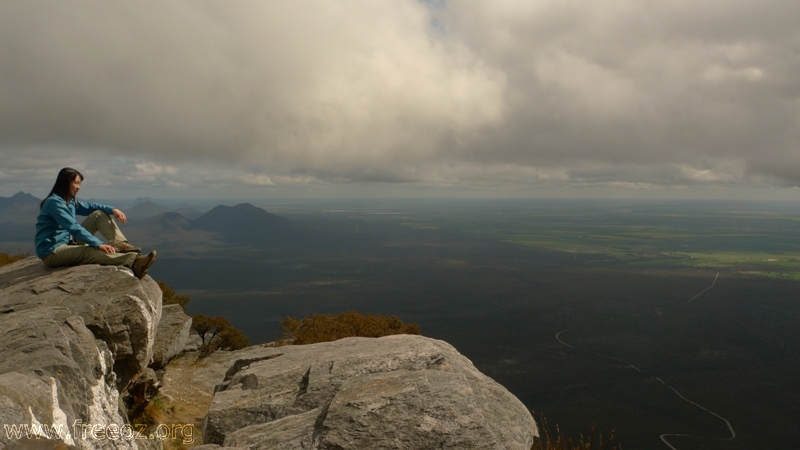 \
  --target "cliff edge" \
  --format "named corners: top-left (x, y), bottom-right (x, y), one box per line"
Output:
top-left (0, 258), bottom-right (537, 449)
top-left (0, 257), bottom-right (163, 450)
